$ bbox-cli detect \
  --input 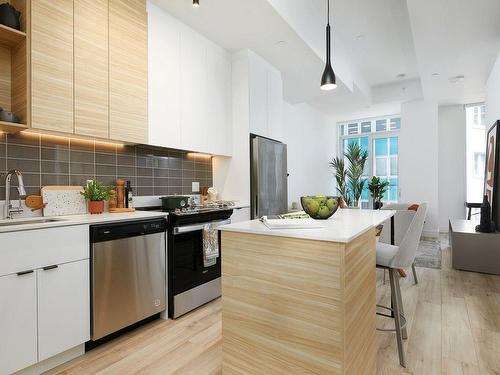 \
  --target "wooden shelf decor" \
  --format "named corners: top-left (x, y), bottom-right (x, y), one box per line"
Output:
top-left (0, 24), bottom-right (26, 48)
